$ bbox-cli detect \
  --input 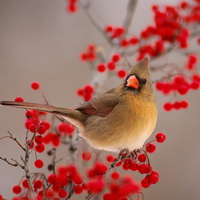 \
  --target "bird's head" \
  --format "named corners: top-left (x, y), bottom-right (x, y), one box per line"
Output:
top-left (123, 57), bottom-right (154, 99)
